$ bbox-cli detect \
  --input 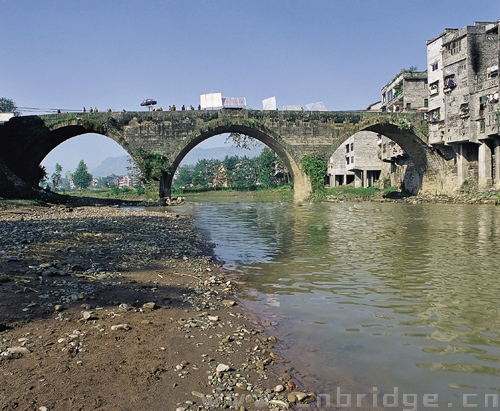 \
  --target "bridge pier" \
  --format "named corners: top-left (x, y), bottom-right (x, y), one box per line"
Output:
top-left (159, 173), bottom-right (171, 199)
